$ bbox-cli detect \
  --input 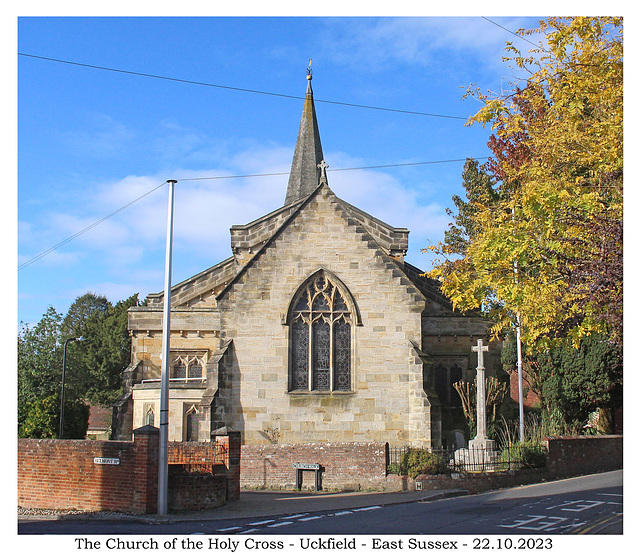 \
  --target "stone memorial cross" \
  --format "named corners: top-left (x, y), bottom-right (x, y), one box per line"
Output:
top-left (472, 339), bottom-right (490, 442)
